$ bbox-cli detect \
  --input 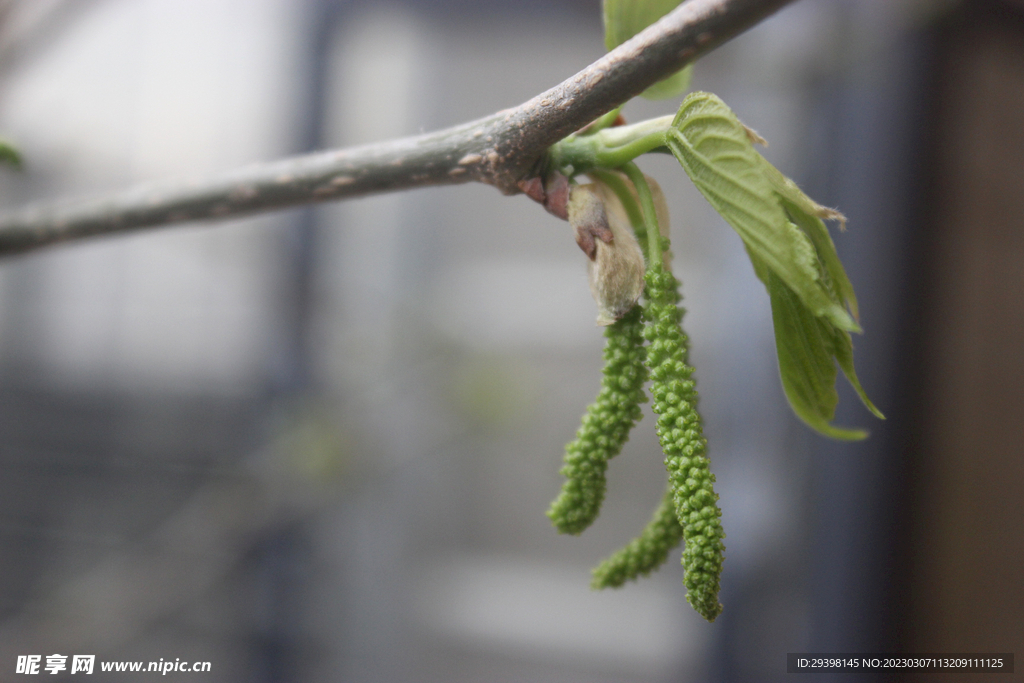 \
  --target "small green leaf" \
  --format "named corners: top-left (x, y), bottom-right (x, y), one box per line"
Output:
top-left (765, 267), bottom-right (867, 440)
top-left (604, 0), bottom-right (682, 48)
top-left (0, 138), bottom-right (21, 168)
top-left (780, 197), bottom-right (857, 318)
top-left (765, 170), bottom-right (883, 421)
top-left (668, 91), bottom-right (882, 438)
top-left (761, 159), bottom-right (858, 320)
top-left (831, 320), bottom-right (885, 420)
top-left (603, 0), bottom-right (692, 100)
top-left (666, 92), bottom-right (858, 332)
